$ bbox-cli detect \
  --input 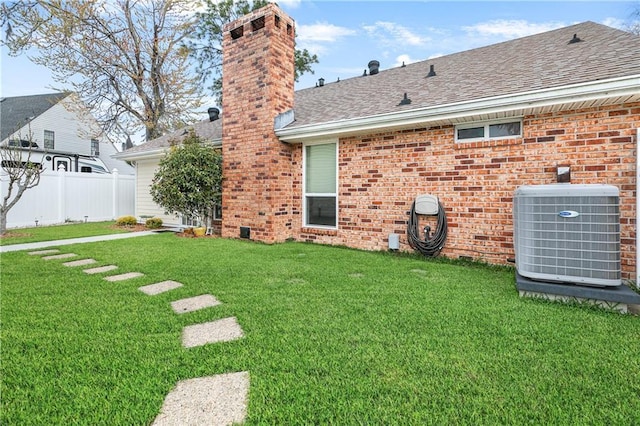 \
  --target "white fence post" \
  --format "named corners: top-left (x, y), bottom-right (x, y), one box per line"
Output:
top-left (57, 164), bottom-right (66, 223)
top-left (112, 168), bottom-right (119, 219)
